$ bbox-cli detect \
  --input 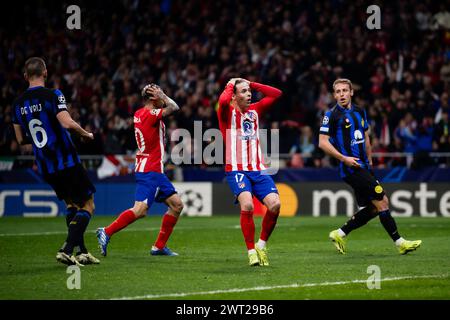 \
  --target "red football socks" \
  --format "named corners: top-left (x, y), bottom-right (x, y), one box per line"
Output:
top-left (154, 213), bottom-right (178, 249)
top-left (260, 210), bottom-right (279, 241)
top-left (240, 210), bottom-right (255, 250)
top-left (105, 209), bottom-right (138, 237)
